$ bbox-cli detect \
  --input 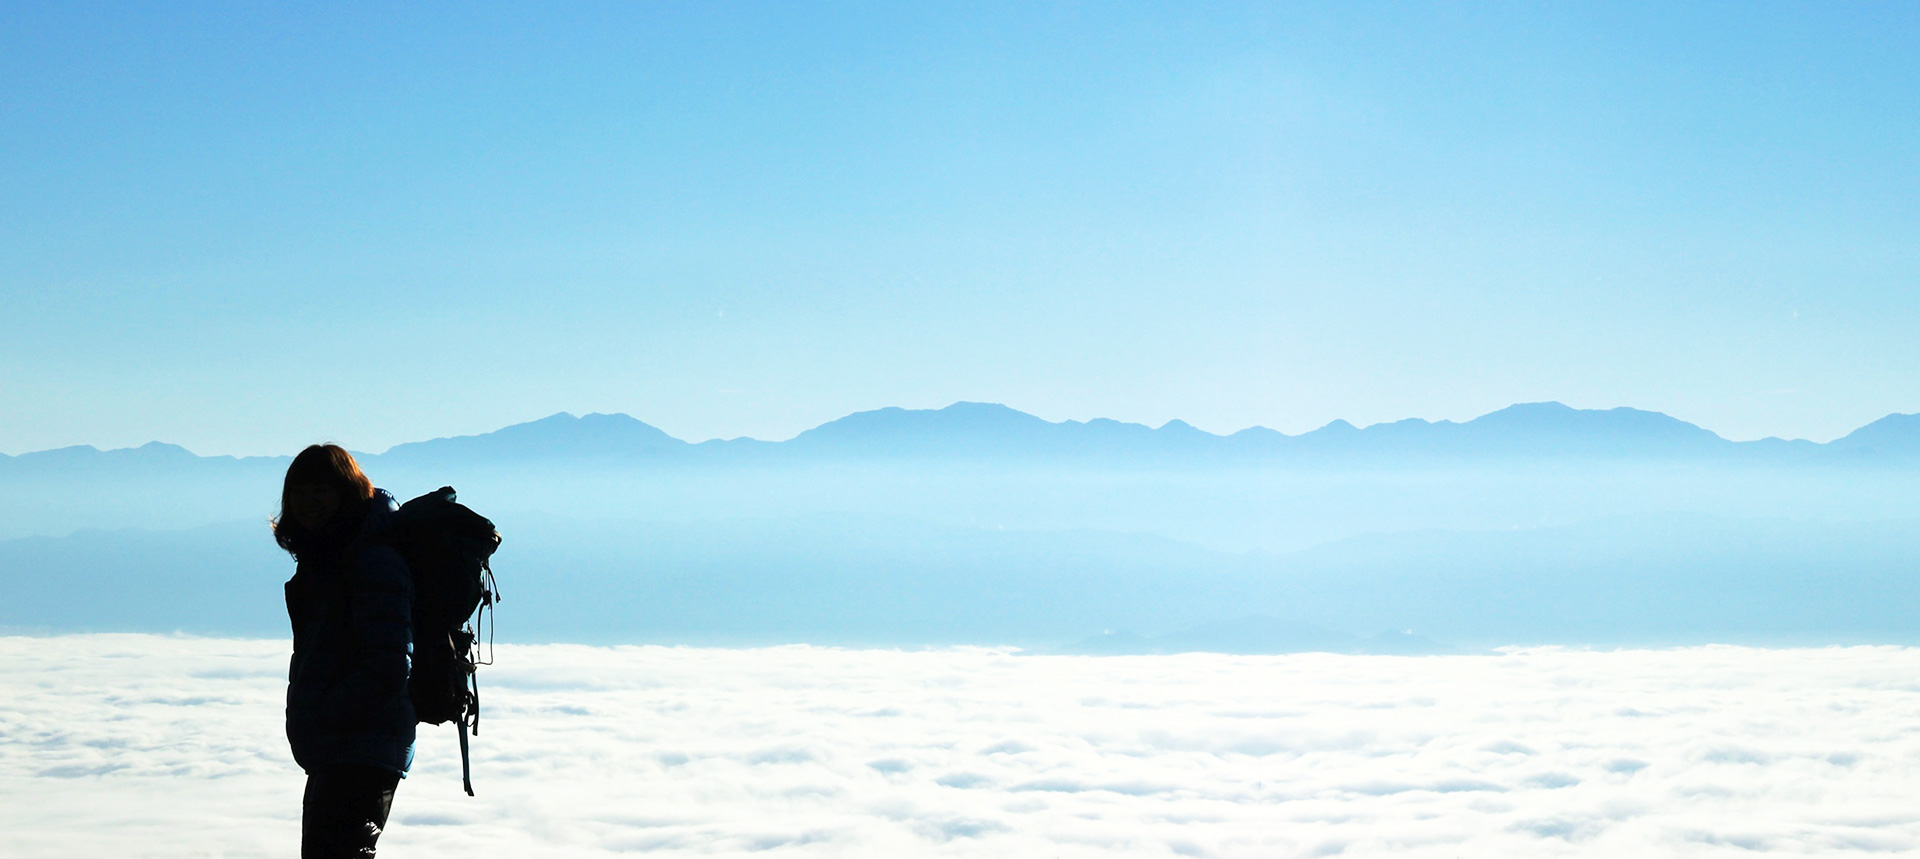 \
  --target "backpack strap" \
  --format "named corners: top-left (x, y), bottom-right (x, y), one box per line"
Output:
top-left (459, 644), bottom-right (479, 796)
top-left (327, 536), bottom-right (370, 636)
top-left (457, 718), bottom-right (474, 796)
